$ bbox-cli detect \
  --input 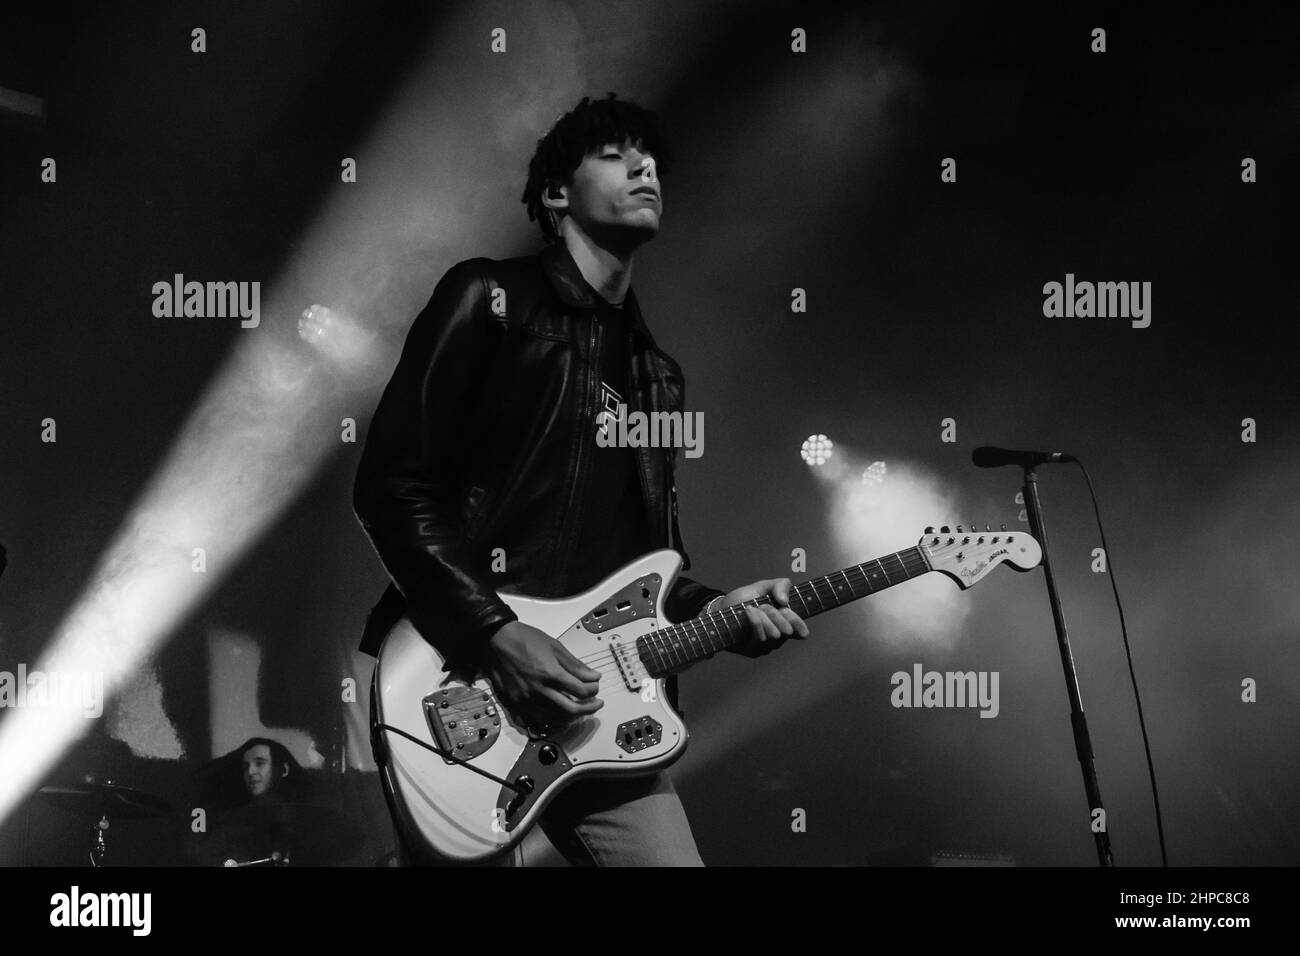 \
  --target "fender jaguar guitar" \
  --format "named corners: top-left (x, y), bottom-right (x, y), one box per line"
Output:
top-left (371, 524), bottom-right (1041, 863)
